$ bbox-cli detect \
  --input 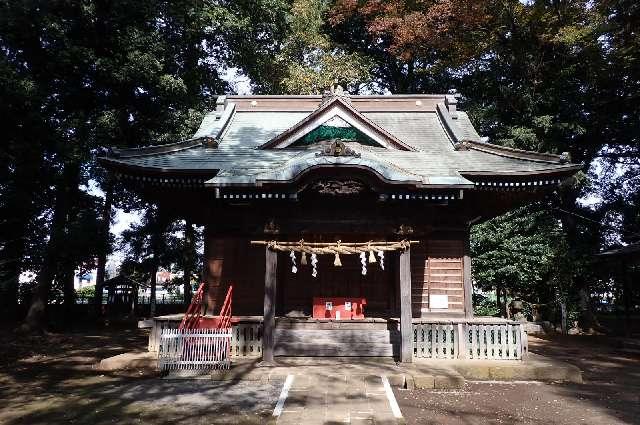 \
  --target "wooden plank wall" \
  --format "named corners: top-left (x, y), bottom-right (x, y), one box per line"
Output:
top-left (281, 253), bottom-right (396, 316)
top-left (205, 235), bottom-right (465, 318)
top-left (204, 237), bottom-right (265, 315)
top-left (411, 239), bottom-right (465, 316)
